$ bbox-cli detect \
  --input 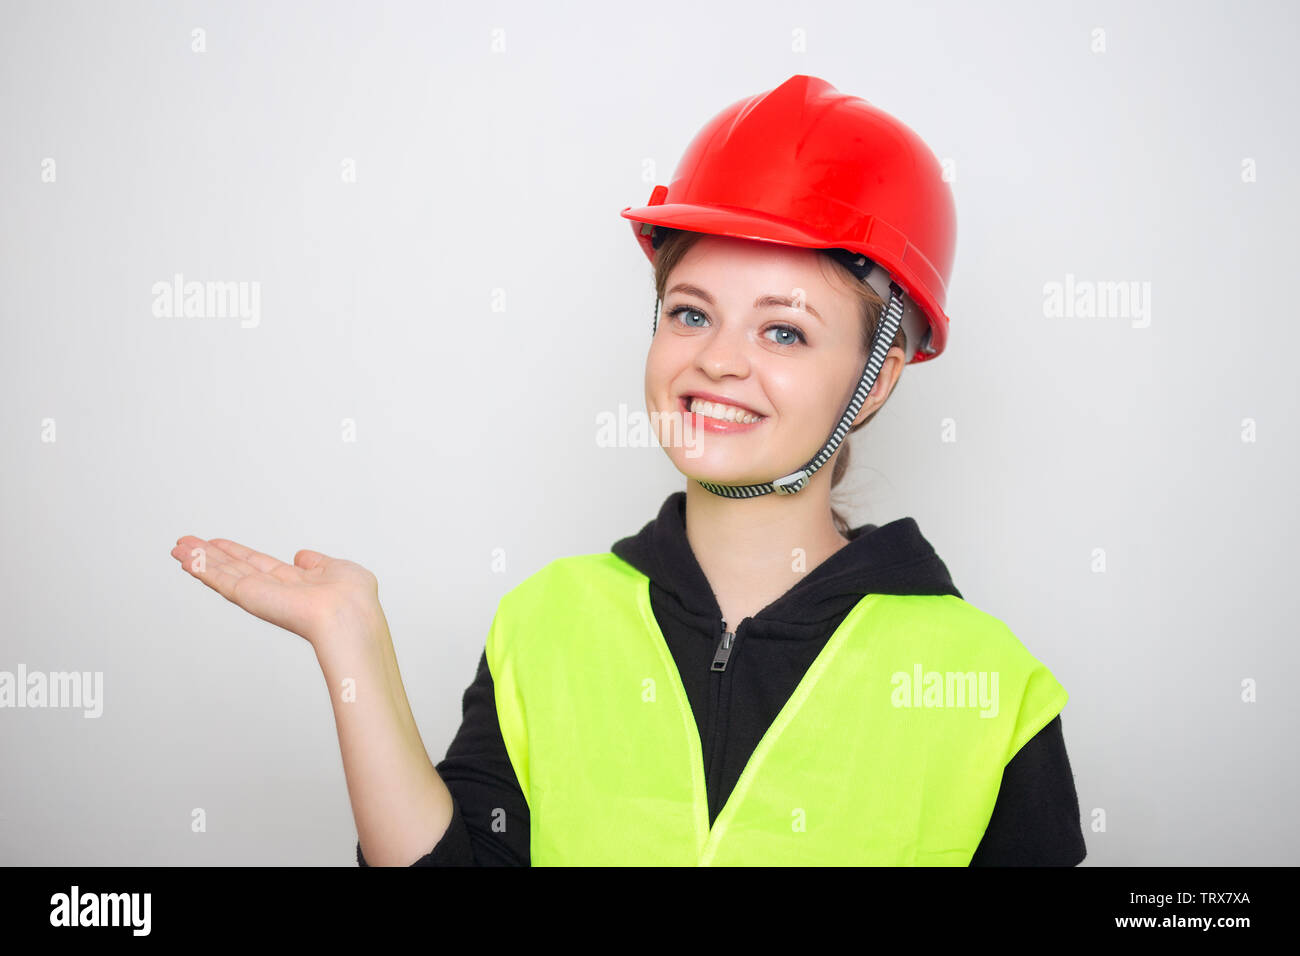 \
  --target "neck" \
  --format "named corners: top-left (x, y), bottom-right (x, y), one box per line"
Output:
top-left (683, 474), bottom-right (849, 625)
